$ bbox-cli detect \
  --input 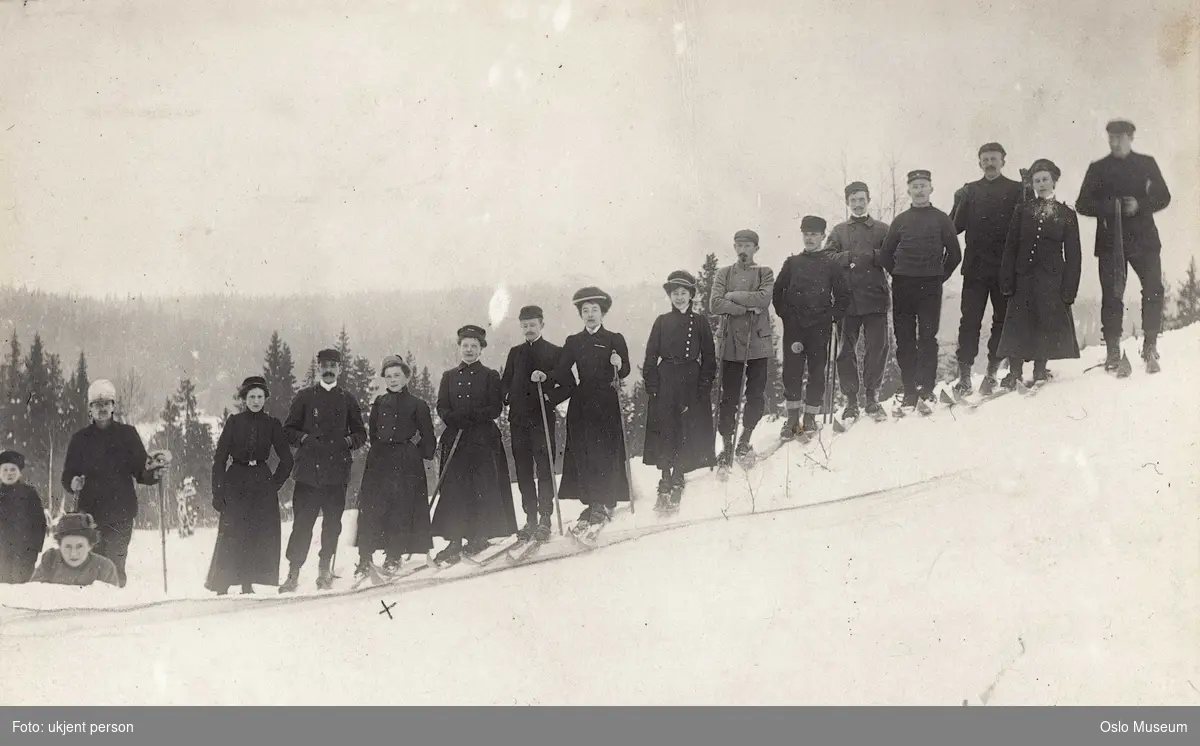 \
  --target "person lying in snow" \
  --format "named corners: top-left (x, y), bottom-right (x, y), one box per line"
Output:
top-left (30, 512), bottom-right (119, 587)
